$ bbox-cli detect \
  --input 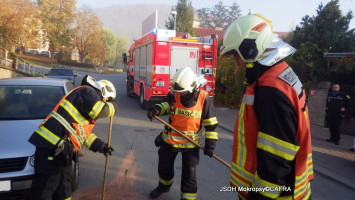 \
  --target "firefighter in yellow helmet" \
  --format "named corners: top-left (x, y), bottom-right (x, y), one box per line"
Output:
top-left (27, 75), bottom-right (118, 200)
top-left (220, 14), bottom-right (313, 200)
top-left (147, 67), bottom-right (219, 200)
